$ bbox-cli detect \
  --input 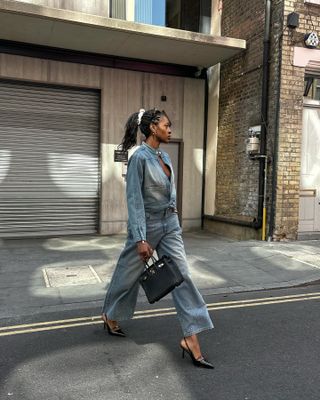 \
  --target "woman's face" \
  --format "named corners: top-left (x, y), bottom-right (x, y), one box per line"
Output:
top-left (153, 115), bottom-right (172, 143)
